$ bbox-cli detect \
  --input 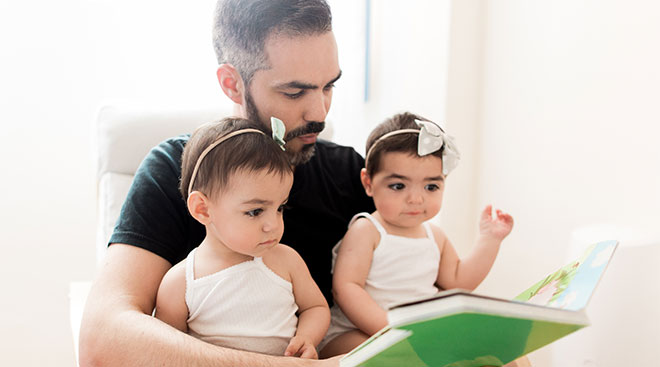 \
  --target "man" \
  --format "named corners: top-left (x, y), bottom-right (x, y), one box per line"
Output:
top-left (79, 0), bottom-right (373, 365)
